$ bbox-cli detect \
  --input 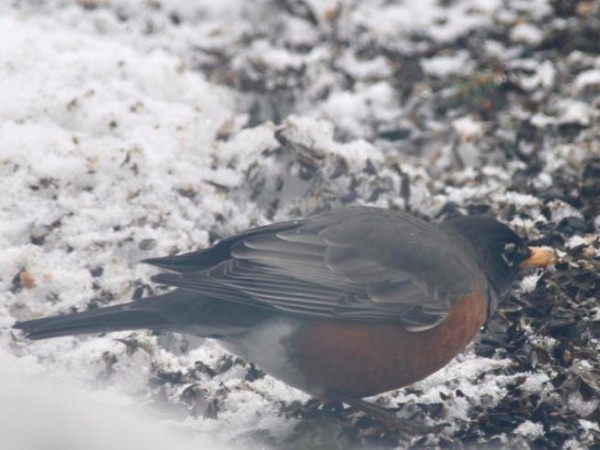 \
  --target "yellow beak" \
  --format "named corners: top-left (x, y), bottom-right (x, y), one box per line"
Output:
top-left (520, 246), bottom-right (556, 269)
